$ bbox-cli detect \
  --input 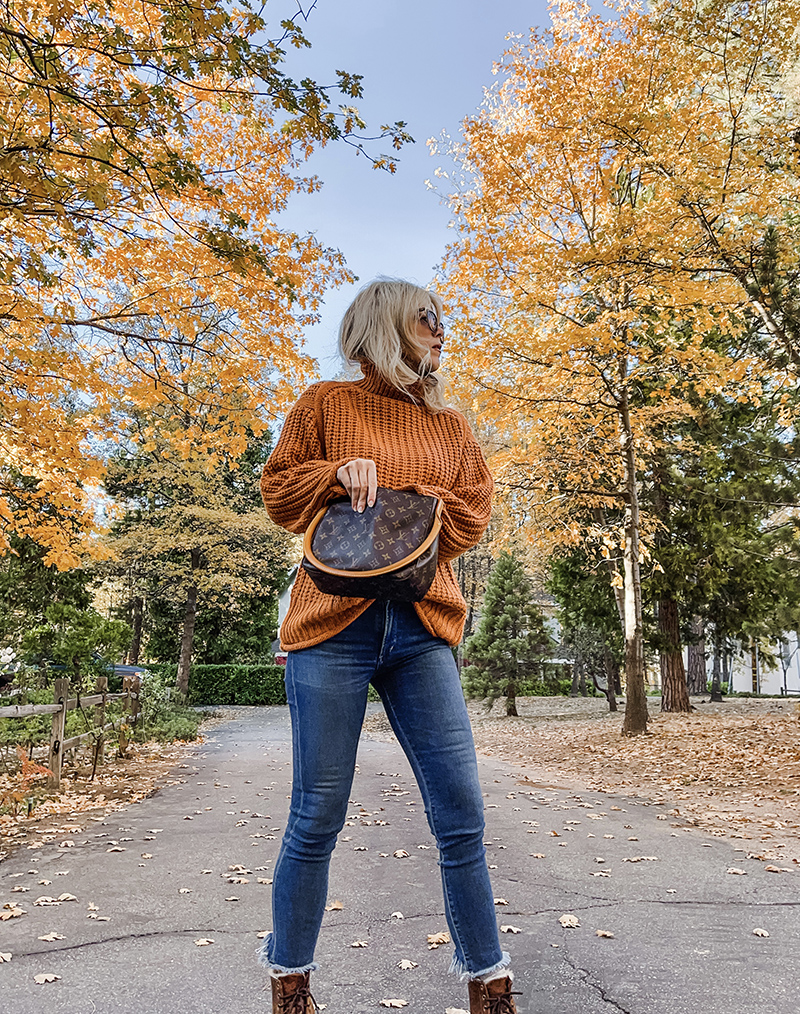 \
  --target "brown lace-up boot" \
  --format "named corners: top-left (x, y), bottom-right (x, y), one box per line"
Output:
top-left (271, 971), bottom-right (317, 1013)
top-left (467, 975), bottom-right (521, 1014)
